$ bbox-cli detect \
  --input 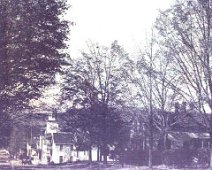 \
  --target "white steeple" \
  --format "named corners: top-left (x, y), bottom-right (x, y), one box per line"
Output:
top-left (45, 112), bottom-right (59, 134)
